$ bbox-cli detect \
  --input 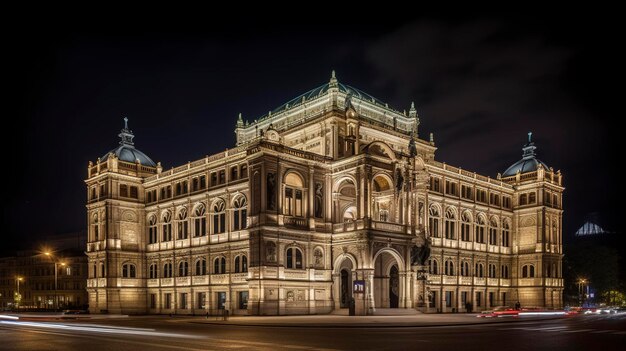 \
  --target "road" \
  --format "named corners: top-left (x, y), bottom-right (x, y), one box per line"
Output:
top-left (1, 313), bottom-right (624, 350)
